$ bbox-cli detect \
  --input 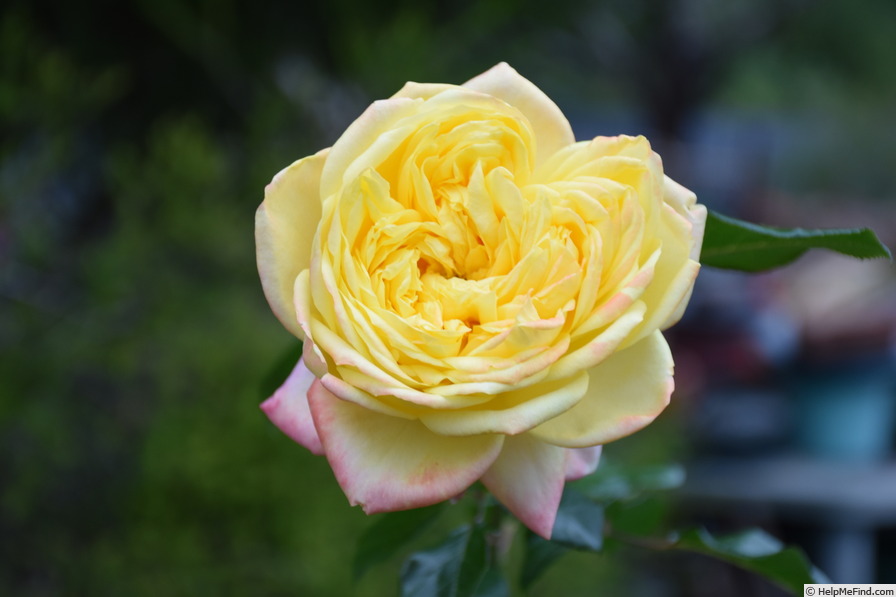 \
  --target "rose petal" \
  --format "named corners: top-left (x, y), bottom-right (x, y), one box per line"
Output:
top-left (624, 186), bottom-right (706, 344)
top-left (463, 62), bottom-right (575, 164)
top-left (260, 358), bottom-right (324, 455)
top-left (320, 97), bottom-right (421, 200)
top-left (256, 150), bottom-right (328, 340)
top-left (663, 175), bottom-right (706, 262)
top-left (391, 81), bottom-right (455, 100)
top-left (565, 446), bottom-right (602, 481)
top-left (547, 300), bottom-right (647, 381)
top-left (307, 380), bottom-right (504, 513)
top-left (481, 434), bottom-right (567, 539)
top-left (301, 335), bottom-right (328, 379)
top-left (529, 331), bottom-right (674, 448)
top-left (420, 371), bottom-right (589, 436)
